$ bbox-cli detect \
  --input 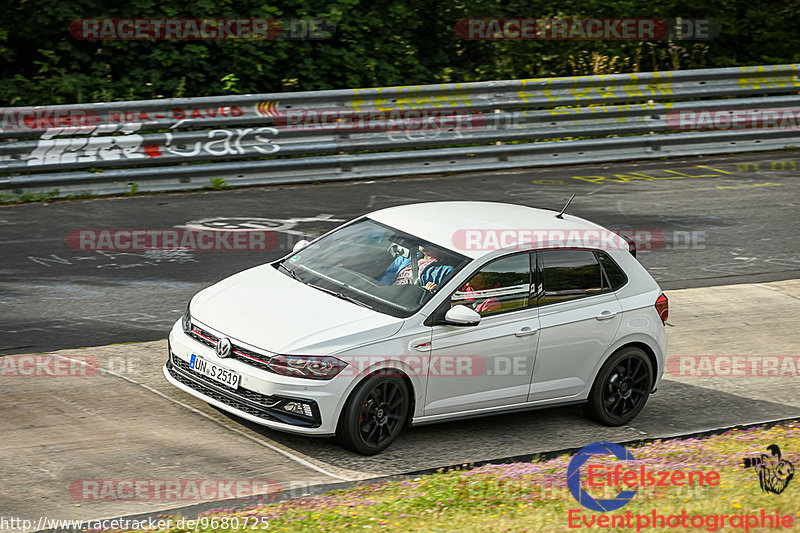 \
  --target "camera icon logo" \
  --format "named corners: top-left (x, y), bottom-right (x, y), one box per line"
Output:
top-left (743, 444), bottom-right (794, 495)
